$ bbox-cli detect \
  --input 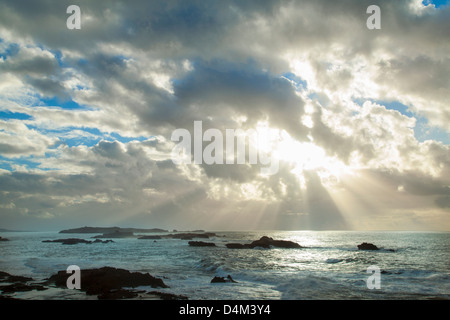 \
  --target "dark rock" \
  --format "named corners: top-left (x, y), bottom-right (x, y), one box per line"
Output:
top-left (226, 243), bottom-right (248, 249)
top-left (0, 271), bottom-right (47, 295)
top-left (42, 238), bottom-right (92, 245)
top-left (138, 235), bottom-right (162, 240)
top-left (211, 275), bottom-right (237, 283)
top-left (226, 236), bottom-right (302, 249)
top-left (0, 237), bottom-right (9, 241)
top-left (97, 288), bottom-right (140, 300)
top-left (188, 241), bottom-right (216, 247)
top-left (46, 266), bottom-right (168, 297)
top-left (93, 239), bottom-right (114, 243)
top-left (43, 238), bottom-right (114, 245)
top-left (0, 283), bottom-right (47, 293)
top-left (0, 271), bottom-right (11, 280)
top-left (249, 236), bottom-right (302, 249)
top-left (0, 271), bottom-right (32, 283)
top-left (357, 242), bottom-right (379, 250)
top-left (7, 275), bottom-right (33, 283)
top-left (0, 295), bottom-right (18, 300)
